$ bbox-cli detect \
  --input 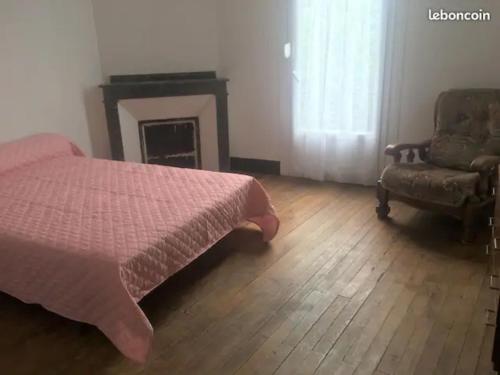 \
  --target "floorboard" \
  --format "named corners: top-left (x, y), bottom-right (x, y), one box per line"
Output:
top-left (0, 176), bottom-right (493, 375)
